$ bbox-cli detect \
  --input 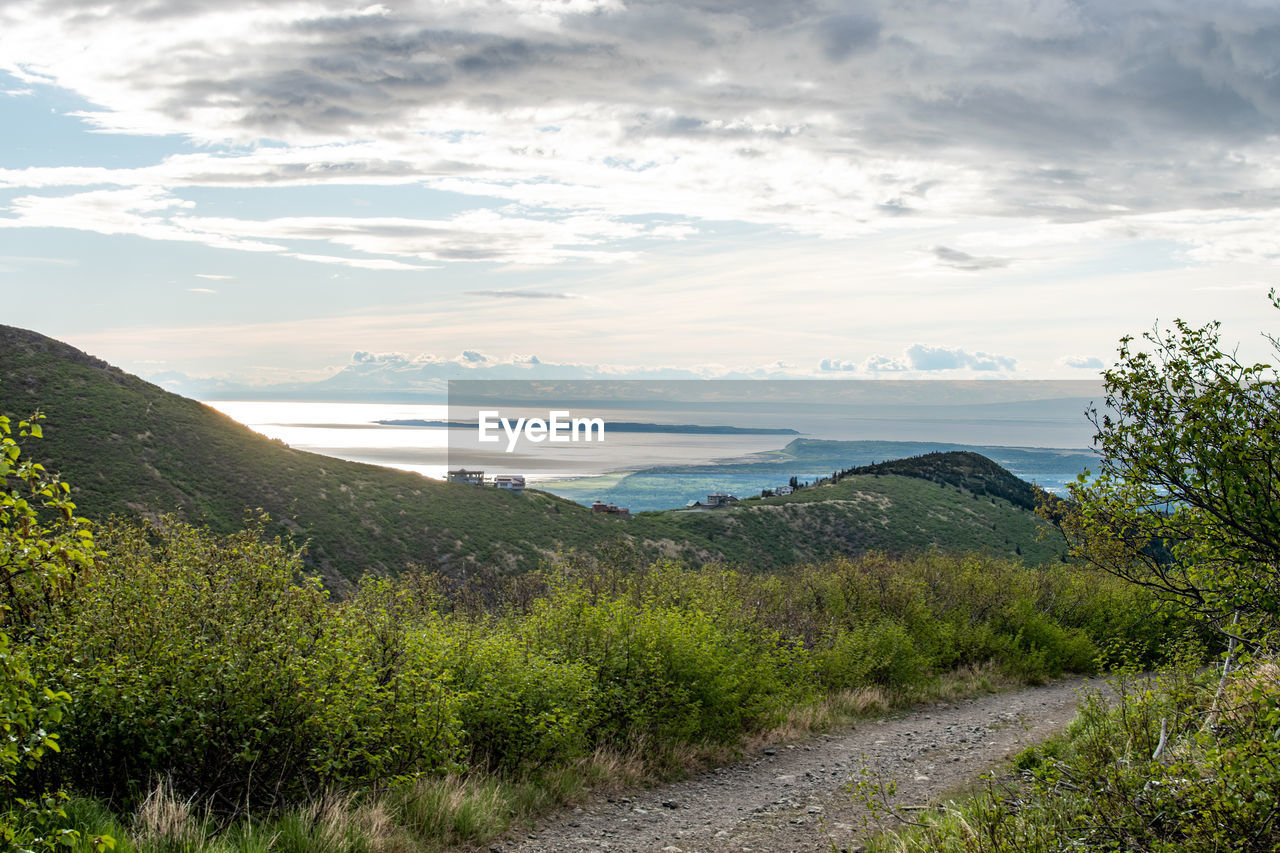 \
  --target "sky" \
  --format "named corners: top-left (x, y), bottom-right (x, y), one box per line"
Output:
top-left (2, 0), bottom-right (1279, 393)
